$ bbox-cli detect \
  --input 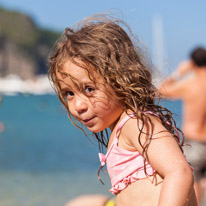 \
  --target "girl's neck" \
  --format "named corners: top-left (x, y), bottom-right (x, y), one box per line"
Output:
top-left (109, 111), bottom-right (125, 132)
